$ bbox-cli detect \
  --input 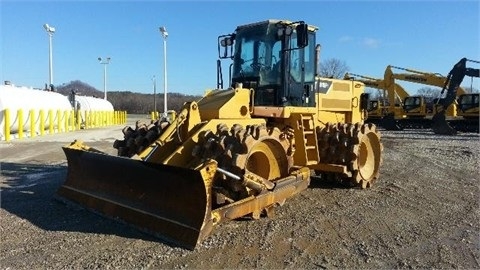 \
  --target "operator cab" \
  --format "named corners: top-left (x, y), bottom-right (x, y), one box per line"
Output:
top-left (458, 93), bottom-right (479, 113)
top-left (218, 20), bottom-right (317, 107)
top-left (403, 96), bottom-right (424, 113)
